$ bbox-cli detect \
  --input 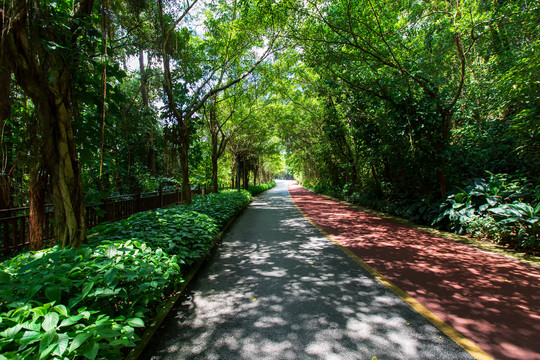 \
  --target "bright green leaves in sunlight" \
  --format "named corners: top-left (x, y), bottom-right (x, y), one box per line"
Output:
top-left (0, 189), bottom-right (254, 358)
